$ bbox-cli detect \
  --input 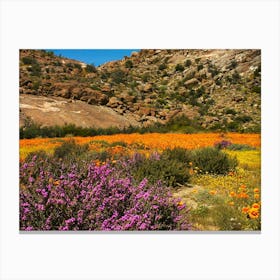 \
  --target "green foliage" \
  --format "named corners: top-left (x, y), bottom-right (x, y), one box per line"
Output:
top-left (226, 144), bottom-right (256, 151)
top-left (252, 86), bottom-right (261, 94)
top-left (53, 139), bottom-right (89, 159)
top-left (192, 147), bottom-right (237, 174)
top-left (23, 57), bottom-right (41, 77)
top-left (25, 150), bottom-right (48, 162)
top-left (53, 61), bottom-right (62, 66)
top-left (22, 56), bottom-right (38, 65)
top-left (161, 147), bottom-right (193, 164)
top-left (46, 51), bottom-right (54, 57)
top-left (130, 154), bottom-right (190, 187)
top-left (158, 63), bottom-right (167, 70)
top-left (224, 108), bottom-right (237, 115)
top-left (86, 64), bottom-right (97, 73)
top-left (175, 64), bottom-right (185, 72)
top-left (231, 71), bottom-right (241, 84)
top-left (111, 69), bottom-right (126, 84)
top-left (235, 115), bottom-right (252, 123)
top-left (142, 73), bottom-right (150, 82)
top-left (32, 80), bottom-right (41, 90)
top-left (227, 60), bottom-right (238, 70)
top-left (185, 60), bottom-right (192, 67)
top-left (125, 60), bottom-right (133, 69)
top-left (197, 64), bottom-right (204, 71)
top-left (226, 121), bottom-right (240, 131)
top-left (73, 63), bottom-right (82, 70)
